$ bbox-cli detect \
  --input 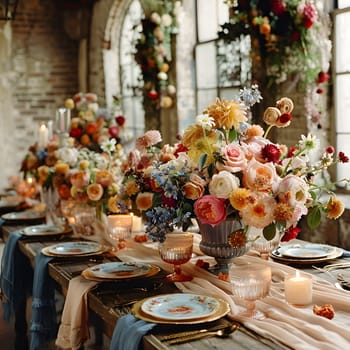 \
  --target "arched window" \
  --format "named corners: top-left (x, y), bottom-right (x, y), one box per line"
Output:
top-left (119, 0), bottom-right (144, 141)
